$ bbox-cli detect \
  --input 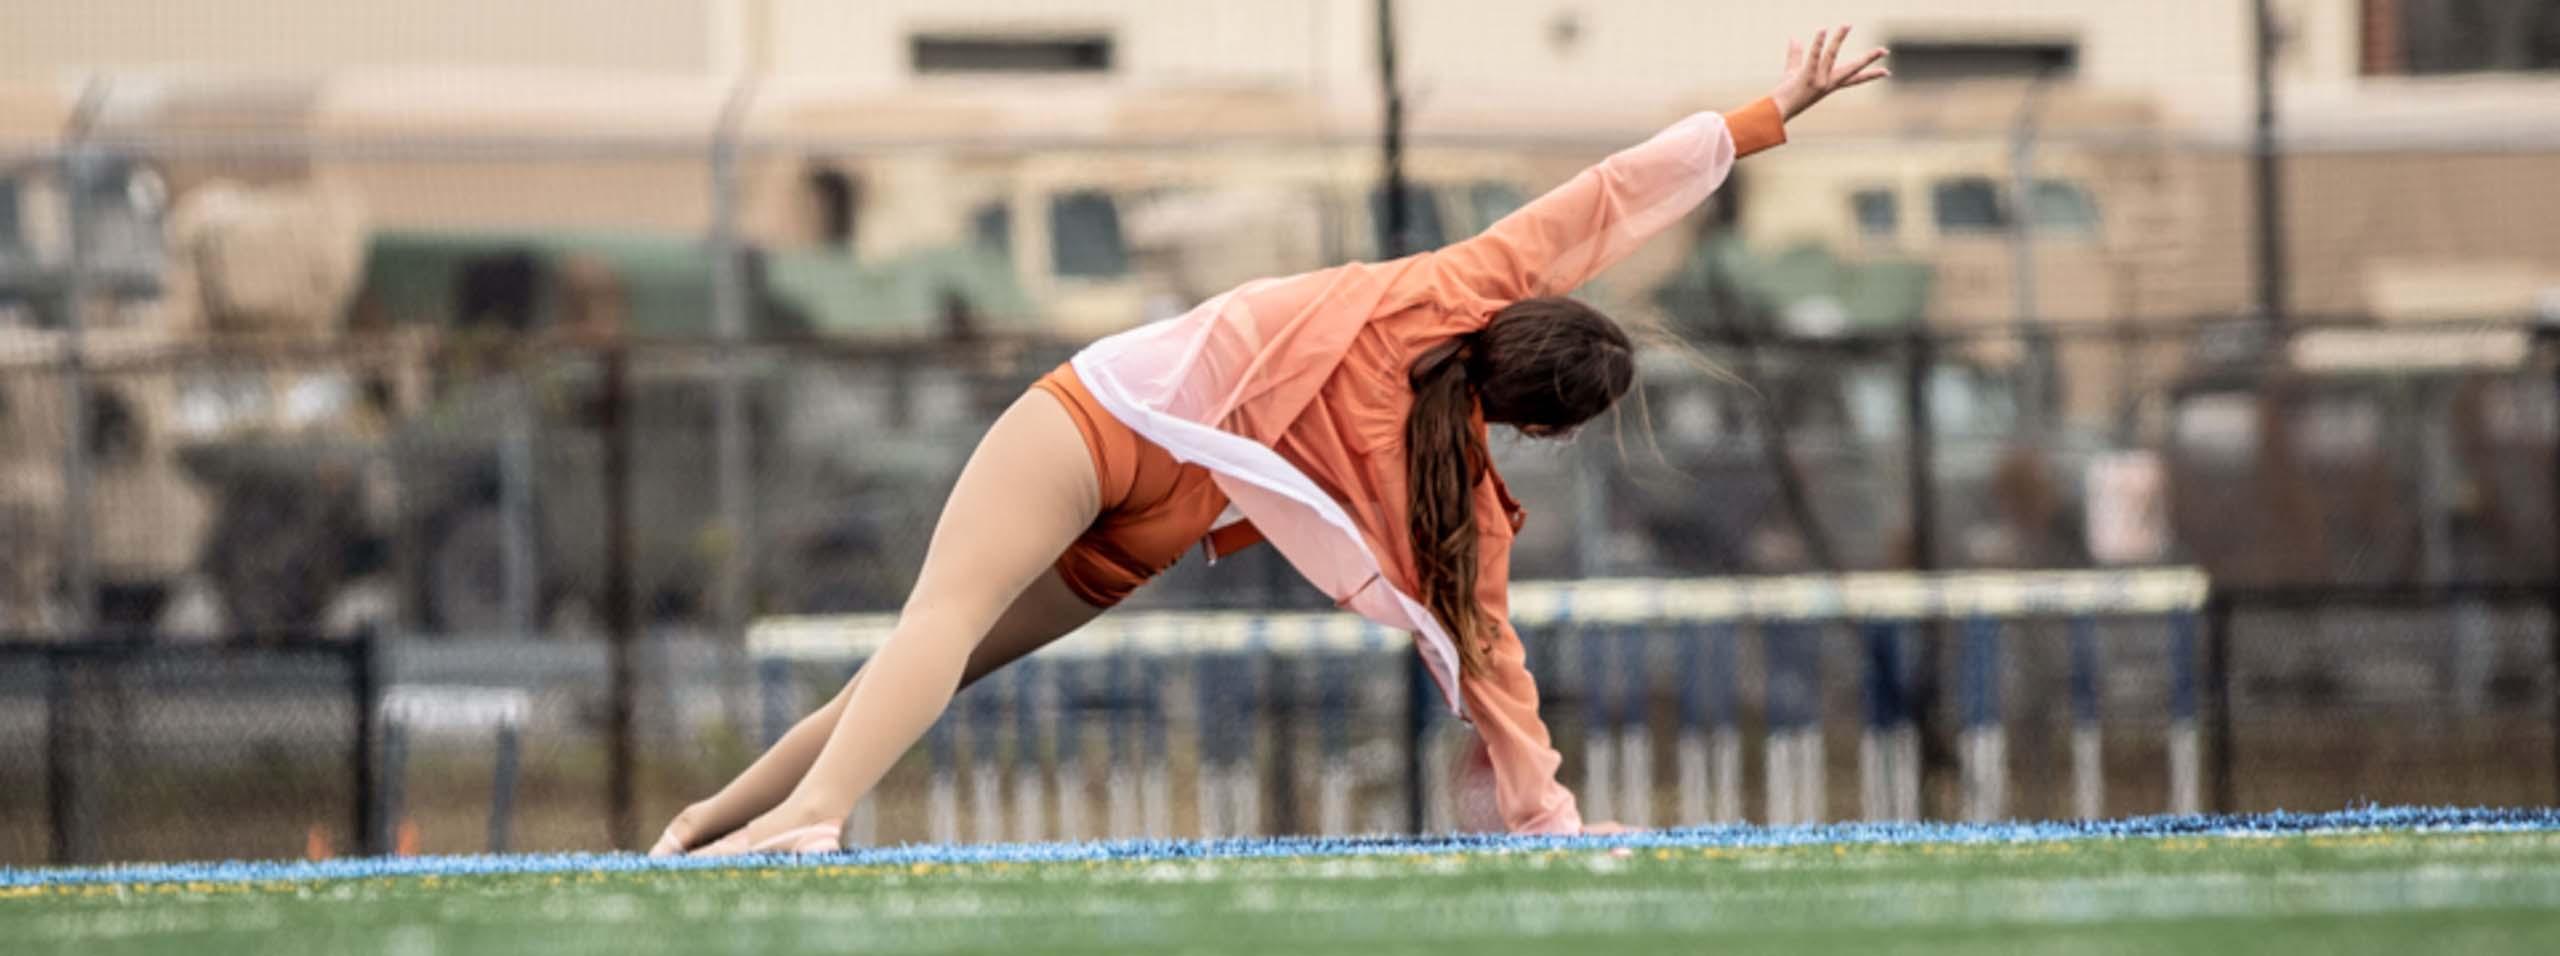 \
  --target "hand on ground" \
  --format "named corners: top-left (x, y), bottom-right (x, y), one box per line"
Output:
top-left (689, 803), bottom-right (845, 857)
top-left (649, 801), bottom-right (728, 858)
